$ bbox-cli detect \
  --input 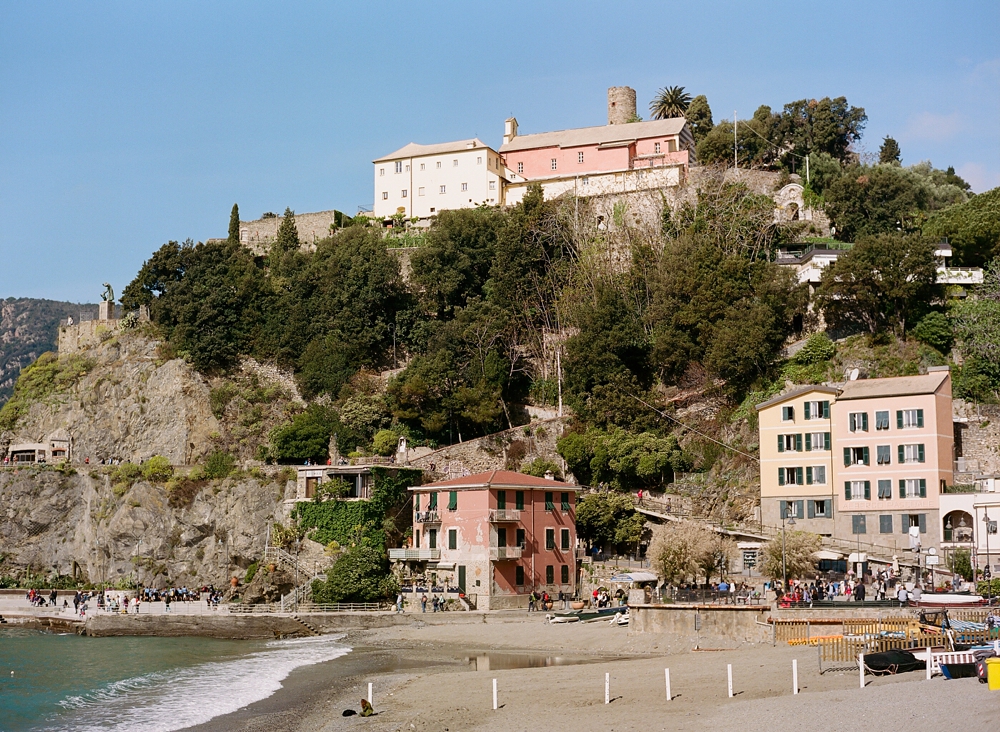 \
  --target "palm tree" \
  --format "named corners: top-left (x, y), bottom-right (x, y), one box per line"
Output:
top-left (649, 86), bottom-right (692, 119)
